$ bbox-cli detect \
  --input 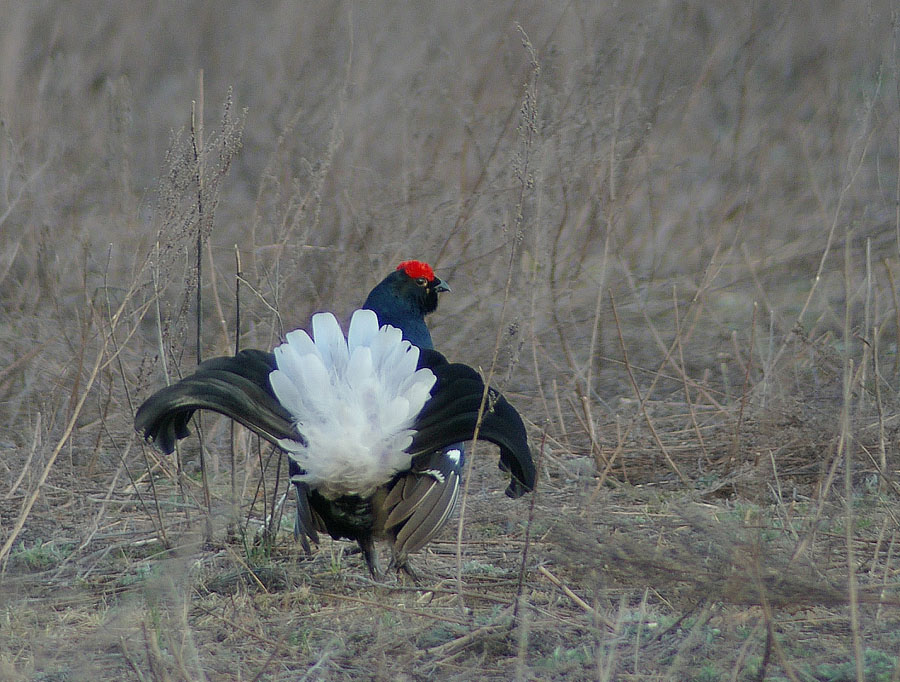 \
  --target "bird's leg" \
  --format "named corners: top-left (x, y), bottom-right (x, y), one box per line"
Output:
top-left (387, 549), bottom-right (421, 585)
top-left (396, 561), bottom-right (420, 585)
top-left (359, 537), bottom-right (381, 578)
